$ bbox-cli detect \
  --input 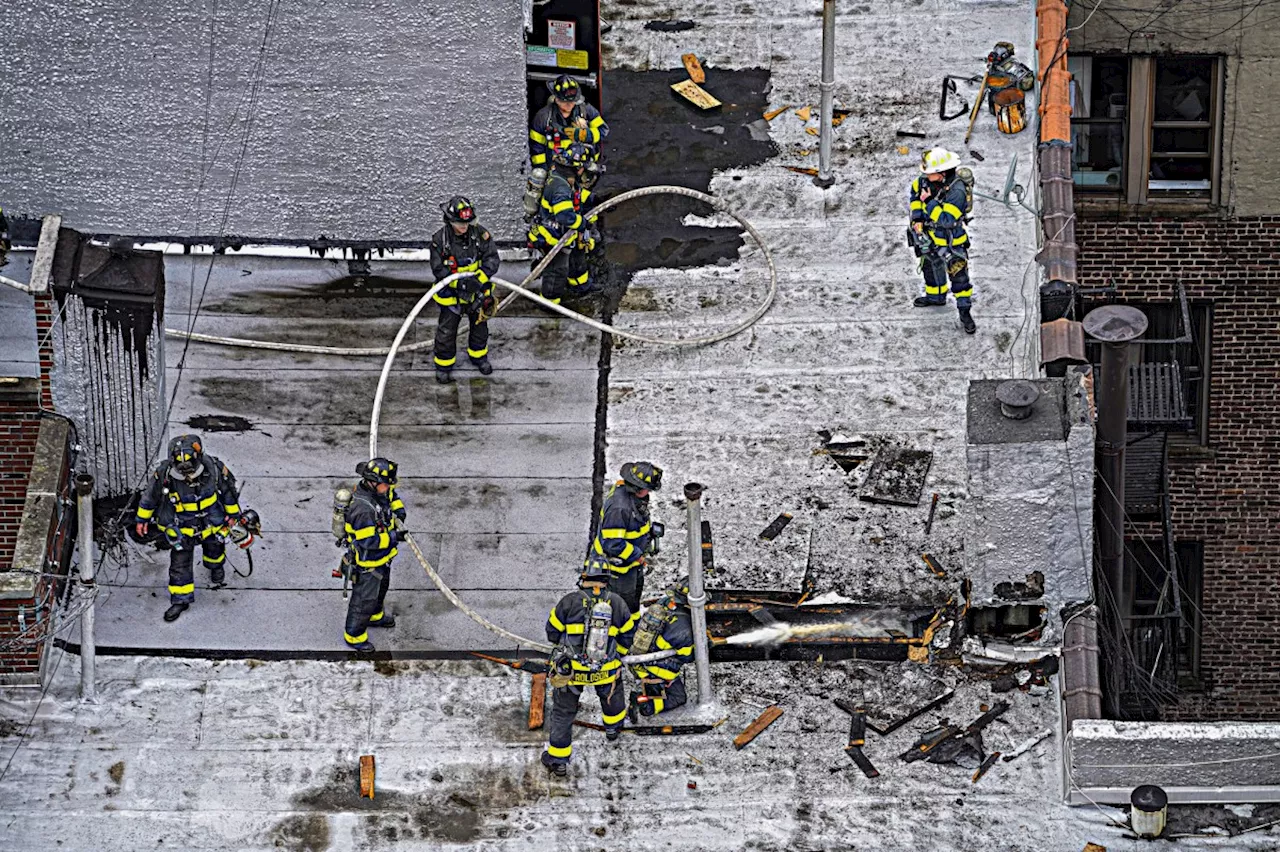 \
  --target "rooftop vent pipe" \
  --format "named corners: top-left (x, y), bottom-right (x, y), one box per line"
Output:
top-left (1130, 785), bottom-right (1168, 838)
top-left (996, 379), bottom-right (1038, 420)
